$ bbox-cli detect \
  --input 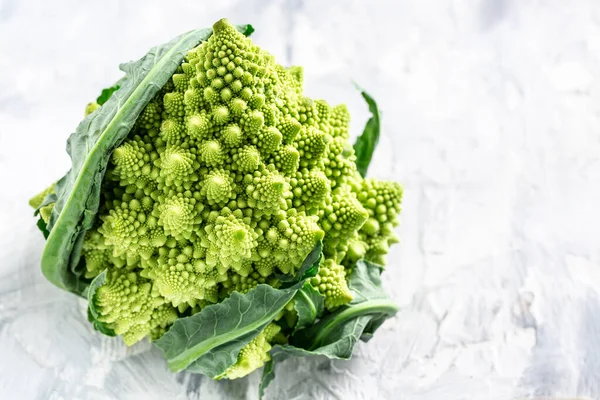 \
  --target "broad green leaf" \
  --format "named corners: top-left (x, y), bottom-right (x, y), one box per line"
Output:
top-left (39, 25), bottom-right (253, 296)
top-left (259, 260), bottom-right (398, 398)
top-left (346, 259), bottom-right (388, 304)
top-left (293, 283), bottom-right (324, 332)
top-left (155, 282), bottom-right (301, 376)
top-left (353, 87), bottom-right (381, 177)
top-left (86, 270), bottom-right (116, 336)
